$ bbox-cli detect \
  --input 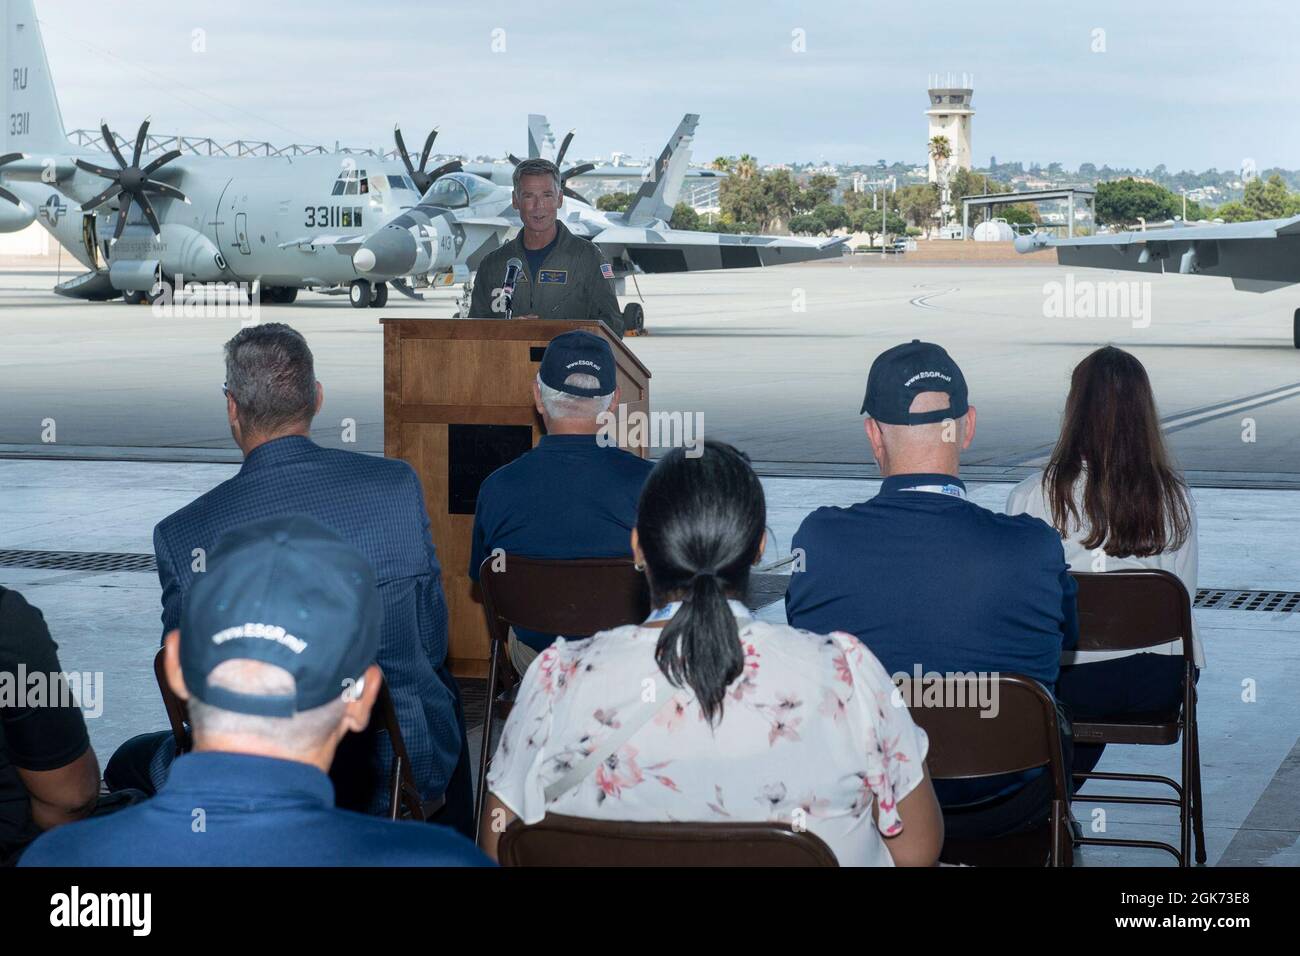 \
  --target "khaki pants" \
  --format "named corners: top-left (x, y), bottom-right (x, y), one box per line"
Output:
top-left (507, 628), bottom-right (540, 676)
